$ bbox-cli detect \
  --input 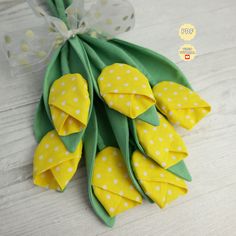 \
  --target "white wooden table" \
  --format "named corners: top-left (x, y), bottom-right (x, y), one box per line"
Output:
top-left (0, 0), bottom-right (236, 235)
